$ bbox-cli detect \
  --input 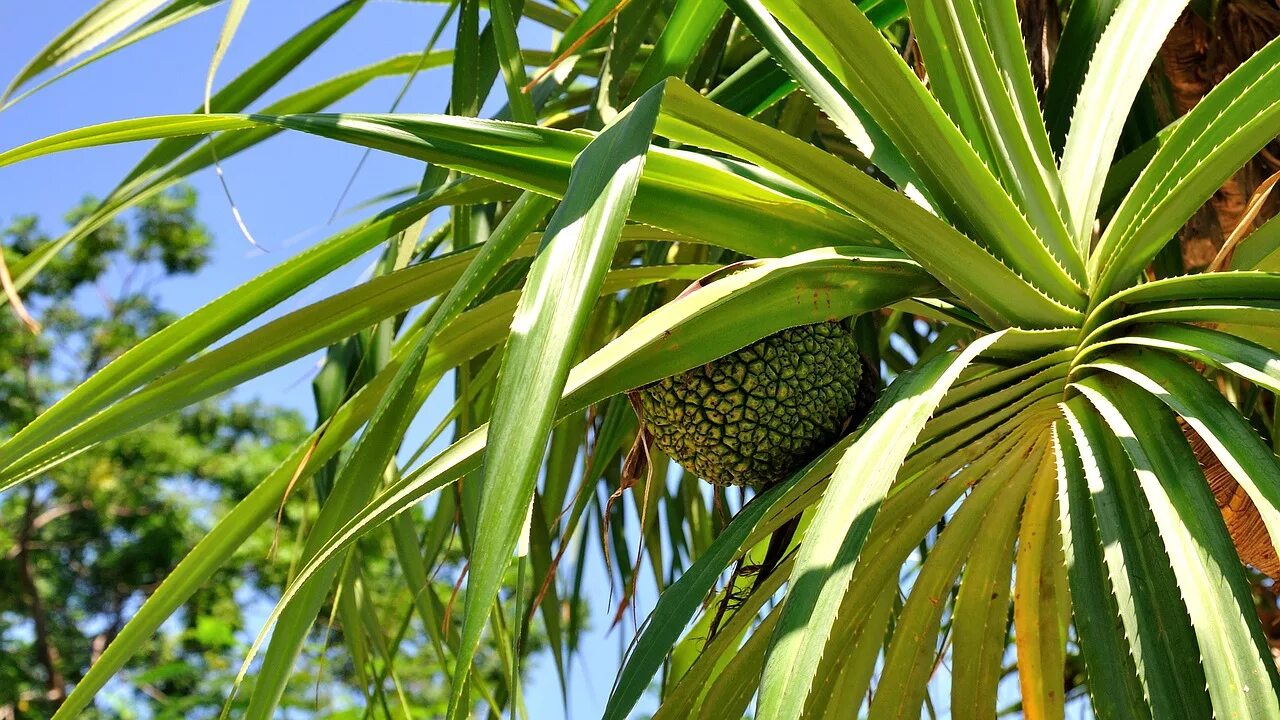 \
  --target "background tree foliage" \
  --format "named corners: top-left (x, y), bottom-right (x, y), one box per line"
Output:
top-left (0, 188), bottom-right (530, 719)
